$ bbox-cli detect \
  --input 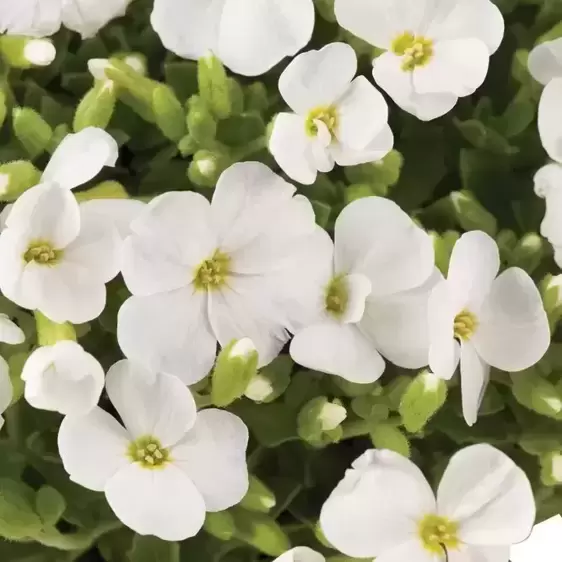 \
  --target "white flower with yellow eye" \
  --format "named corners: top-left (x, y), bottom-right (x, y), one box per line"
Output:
top-left (335, 0), bottom-right (504, 121)
top-left (321, 445), bottom-right (535, 562)
top-left (58, 360), bottom-right (249, 541)
top-left (117, 161), bottom-right (328, 385)
top-left (269, 43), bottom-right (393, 185)
top-left (150, 0), bottom-right (315, 76)
top-left (428, 231), bottom-right (550, 425)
